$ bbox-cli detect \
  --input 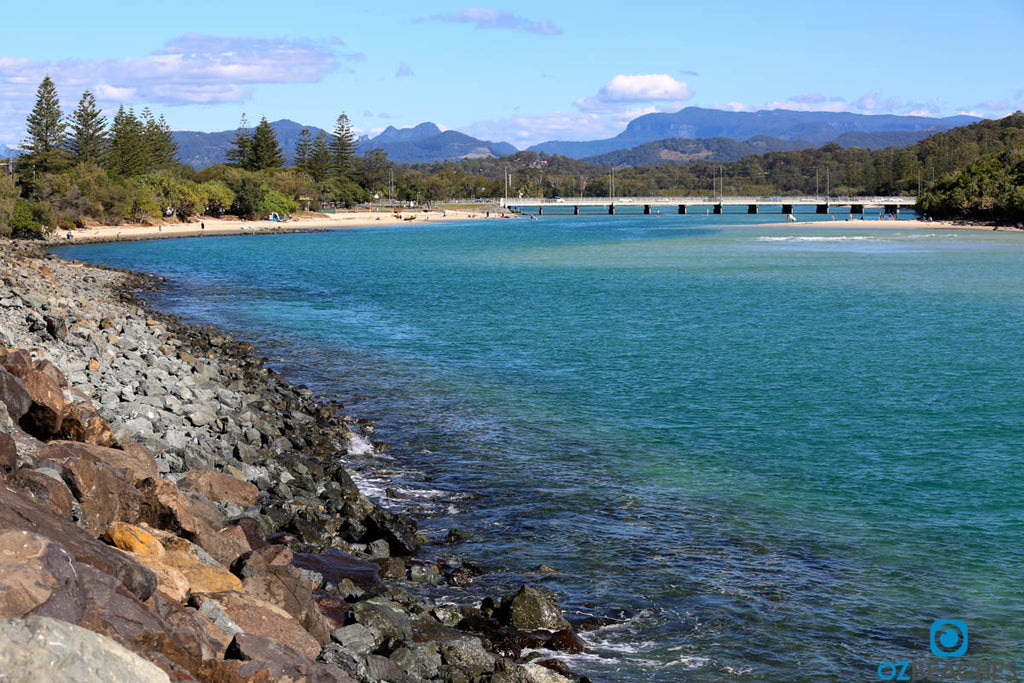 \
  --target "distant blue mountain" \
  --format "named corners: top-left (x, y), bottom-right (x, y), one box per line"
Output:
top-left (171, 119), bottom-right (517, 169)
top-left (529, 107), bottom-right (981, 159)
top-left (357, 123), bottom-right (516, 163)
top-left (0, 144), bottom-right (16, 158)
